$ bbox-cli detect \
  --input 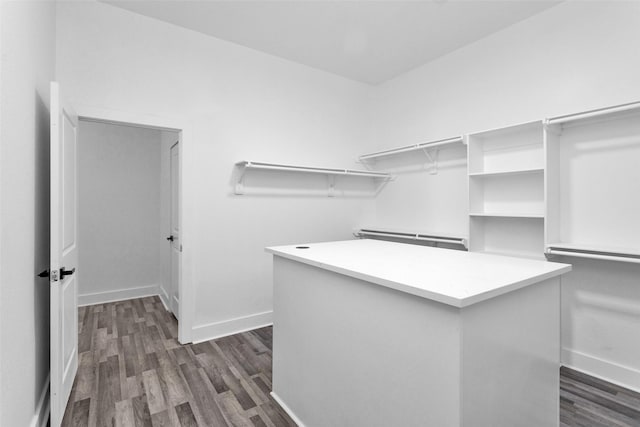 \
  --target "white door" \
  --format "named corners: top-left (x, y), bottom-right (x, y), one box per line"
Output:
top-left (50, 82), bottom-right (79, 427)
top-left (169, 141), bottom-right (180, 316)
